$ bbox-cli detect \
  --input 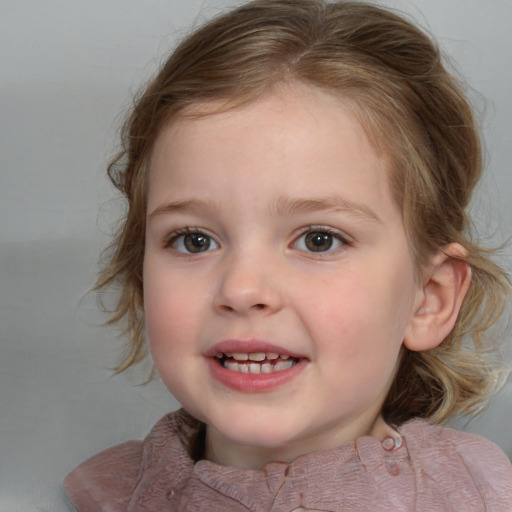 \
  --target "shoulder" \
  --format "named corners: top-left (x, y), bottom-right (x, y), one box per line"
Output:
top-left (63, 439), bottom-right (144, 512)
top-left (399, 419), bottom-right (512, 508)
top-left (63, 410), bottom-right (192, 512)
